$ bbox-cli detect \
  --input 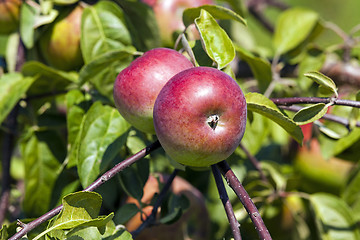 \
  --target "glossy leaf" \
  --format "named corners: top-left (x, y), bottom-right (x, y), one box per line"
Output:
top-left (77, 102), bottom-right (131, 188)
top-left (195, 9), bottom-right (235, 69)
top-left (293, 103), bottom-right (328, 125)
top-left (21, 61), bottom-right (78, 95)
top-left (81, 1), bottom-right (132, 63)
top-left (245, 92), bottom-right (303, 143)
top-left (0, 73), bottom-right (35, 125)
top-left (183, 4), bottom-right (246, 27)
top-left (21, 130), bottom-right (63, 216)
top-left (310, 193), bottom-right (360, 240)
top-left (236, 46), bottom-right (272, 92)
top-left (273, 8), bottom-right (319, 54)
top-left (78, 48), bottom-right (135, 99)
top-left (304, 71), bottom-right (338, 97)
